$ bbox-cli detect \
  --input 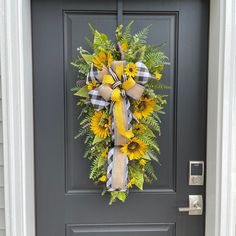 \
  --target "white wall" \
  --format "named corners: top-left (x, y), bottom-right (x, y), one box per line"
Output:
top-left (0, 68), bottom-right (5, 236)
